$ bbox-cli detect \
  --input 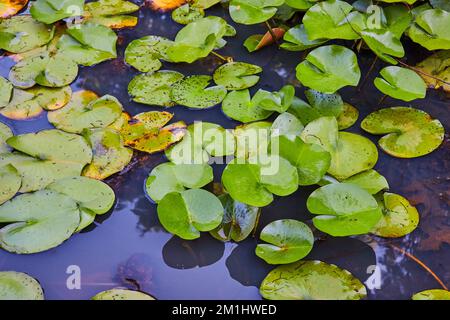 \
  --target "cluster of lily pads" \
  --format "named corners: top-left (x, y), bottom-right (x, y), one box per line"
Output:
top-left (0, 0), bottom-right (448, 300)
